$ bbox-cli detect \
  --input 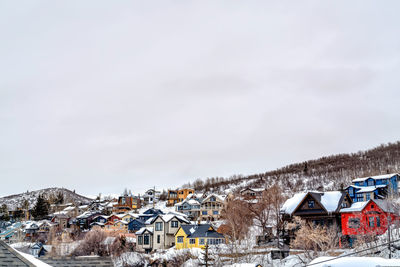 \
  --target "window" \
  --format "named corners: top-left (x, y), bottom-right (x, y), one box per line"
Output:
top-left (366, 194), bottom-right (370, 201)
top-left (341, 202), bottom-right (347, 208)
top-left (213, 210), bottom-right (219, 215)
top-left (210, 197), bottom-right (216, 202)
top-left (371, 204), bottom-right (374, 208)
top-left (367, 179), bottom-right (374, 186)
top-left (376, 217), bottom-right (381, 227)
top-left (348, 188), bottom-right (354, 196)
top-left (138, 236), bottom-right (143, 245)
top-left (155, 222), bottom-right (163, 231)
top-left (369, 217), bottom-right (375, 227)
top-left (308, 200), bottom-right (315, 208)
top-left (157, 235), bottom-right (160, 244)
top-left (189, 238), bottom-right (196, 244)
top-left (348, 218), bottom-right (360, 229)
top-left (177, 236), bottom-right (183, 243)
top-left (144, 234), bottom-right (150, 245)
top-left (202, 211), bottom-right (207, 215)
top-left (171, 221), bottom-right (178, 228)
top-left (200, 238), bottom-right (205, 245)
